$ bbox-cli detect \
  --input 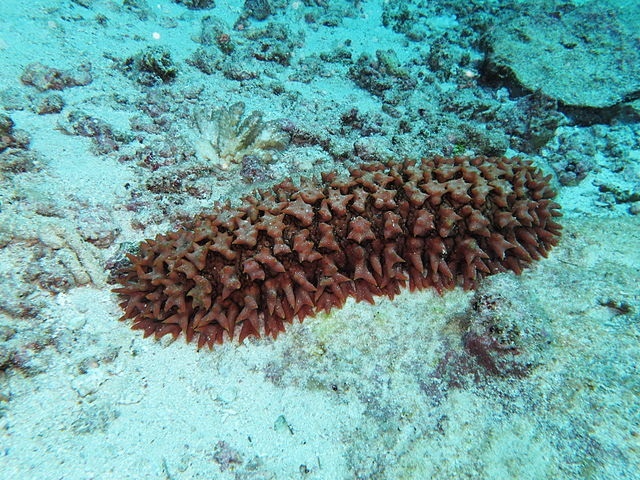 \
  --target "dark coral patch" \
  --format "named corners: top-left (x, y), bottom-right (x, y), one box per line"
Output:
top-left (113, 156), bottom-right (561, 349)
